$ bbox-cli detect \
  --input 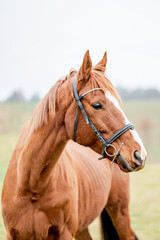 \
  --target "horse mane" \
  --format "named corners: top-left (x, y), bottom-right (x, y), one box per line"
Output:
top-left (16, 77), bottom-right (70, 149)
top-left (16, 67), bottom-right (120, 149)
top-left (91, 66), bottom-right (121, 102)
